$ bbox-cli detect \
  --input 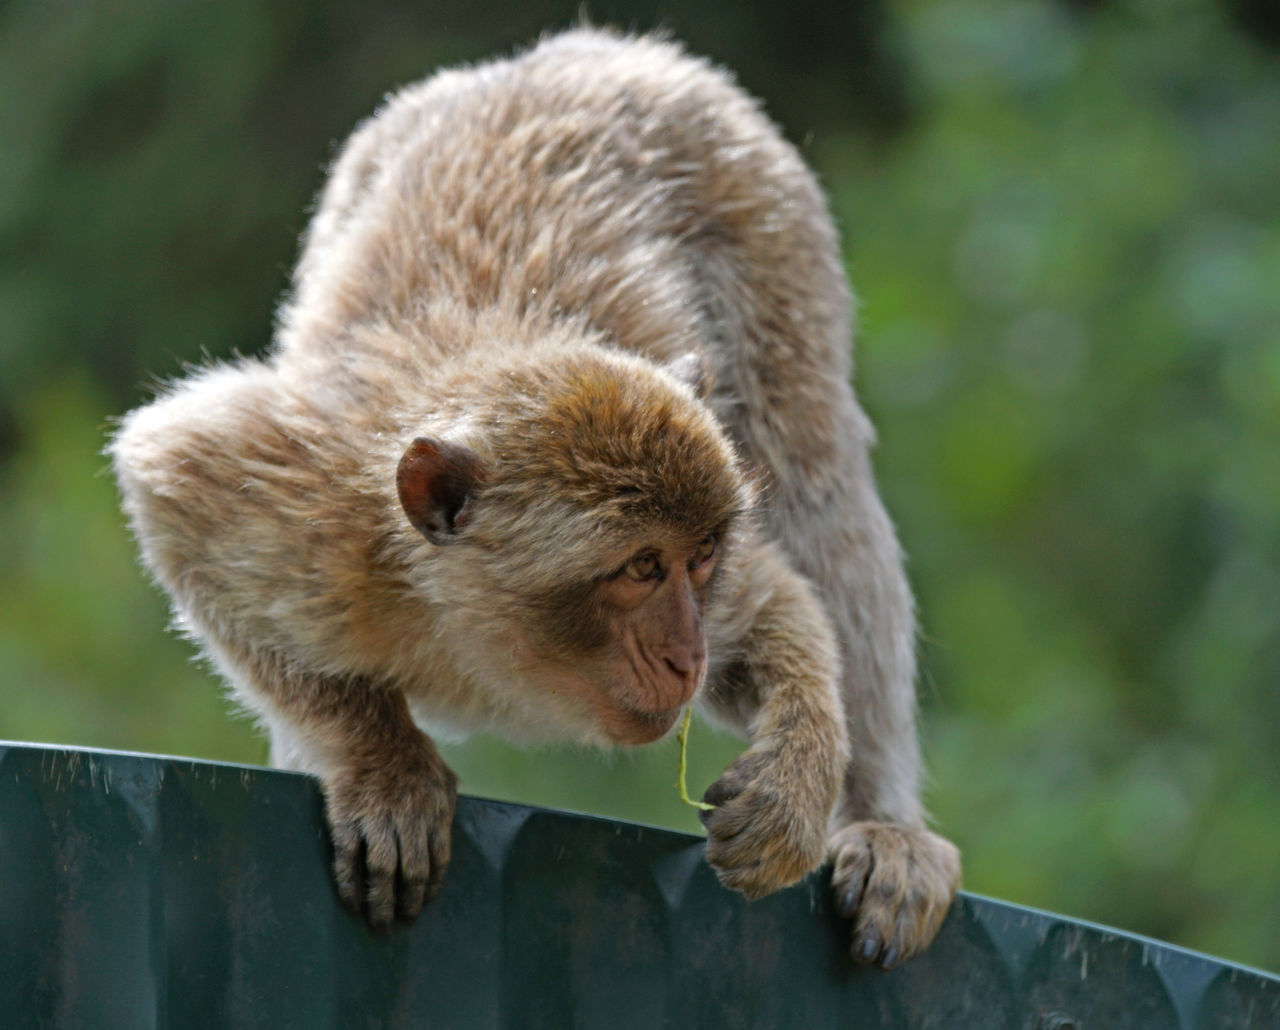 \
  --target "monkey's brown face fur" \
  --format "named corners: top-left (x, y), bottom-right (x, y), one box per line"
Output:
top-left (397, 346), bottom-right (751, 745)
top-left (534, 529), bottom-right (724, 745)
